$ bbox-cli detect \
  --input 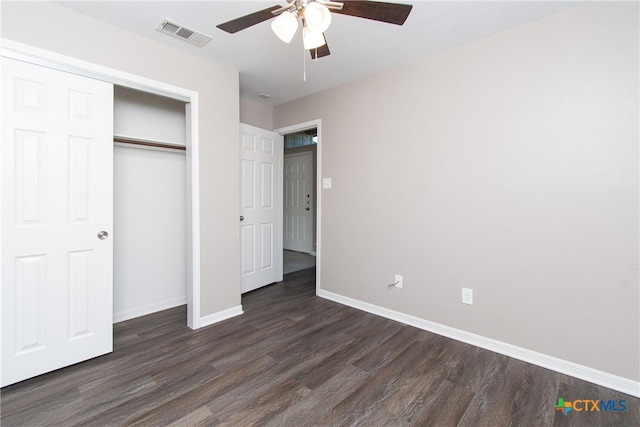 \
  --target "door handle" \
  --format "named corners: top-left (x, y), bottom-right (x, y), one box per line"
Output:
top-left (305, 208), bottom-right (310, 211)
top-left (240, 216), bottom-right (244, 221)
top-left (97, 231), bottom-right (109, 240)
